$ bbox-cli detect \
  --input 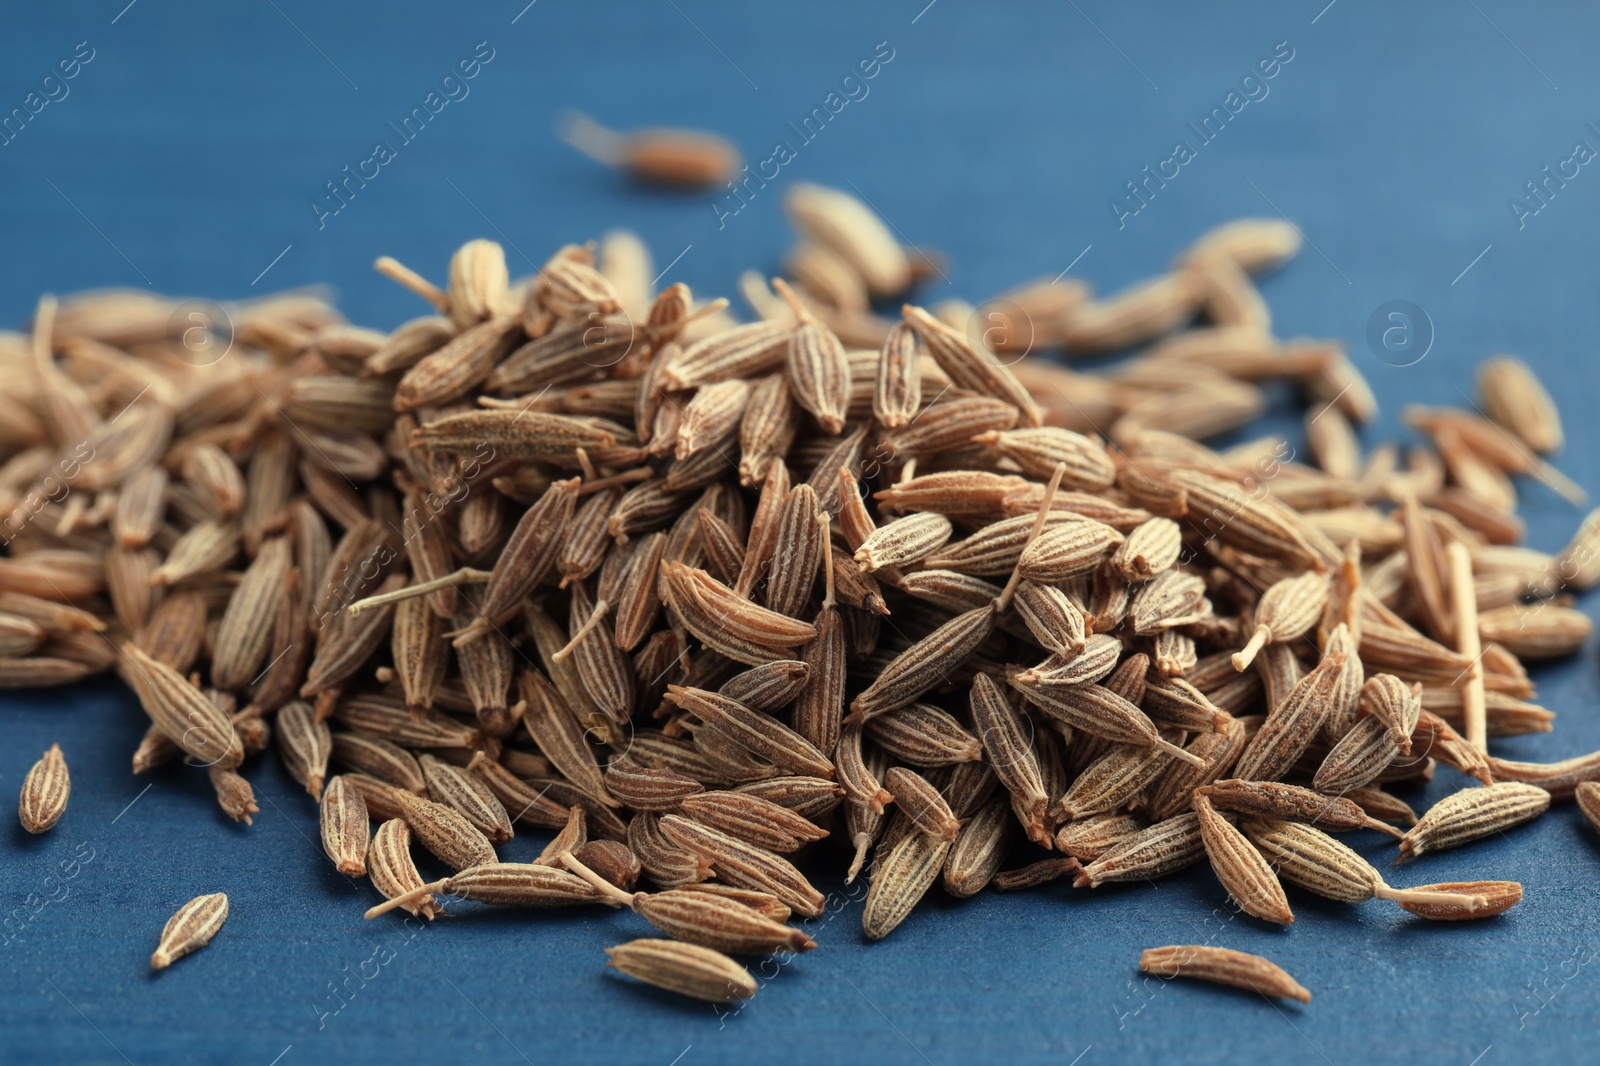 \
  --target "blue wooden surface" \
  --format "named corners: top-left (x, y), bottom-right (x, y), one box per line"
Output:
top-left (4, 2), bottom-right (1600, 1063)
